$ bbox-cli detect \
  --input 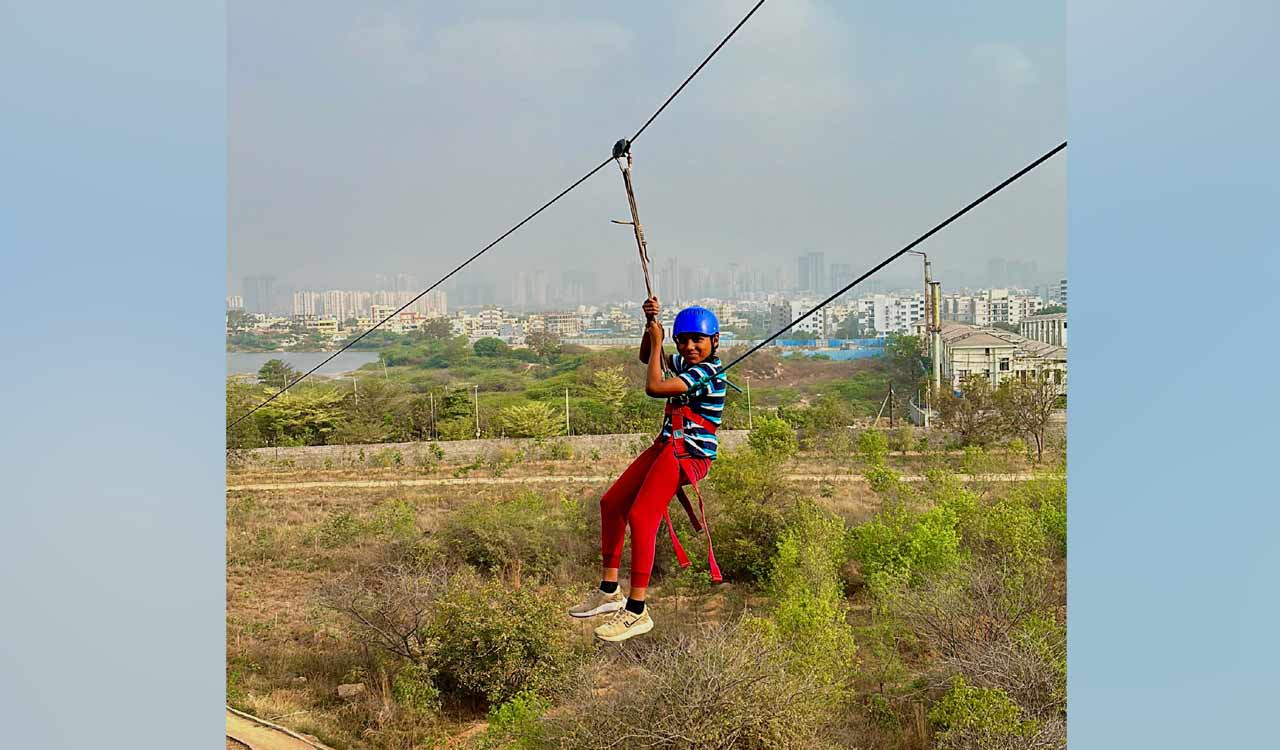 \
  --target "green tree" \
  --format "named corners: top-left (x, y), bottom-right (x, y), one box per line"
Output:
top-left (590, 366), bottom-right (628, 431)
top-left (226, 309), bottom-right (254, 333)
top-left (256, 359), bottom-right (299, 389)
top-left (255, 385), bottom-right (344, 445)
top-left (885, 334), bottom-right (926, 381)
top-left (995, 376), bottom-right (1063, 462)
top-left (473, 336), bottom-right (510, 357)
top-left (500, 401), bottom-right (563, 438)
top-left (748, 412), bottom-right (799, 461)
top-left (526, 331), bottom-right (562, 363)
top-left (936, 375), bottom-right (1006, 447)
top-left (1038, 304), bottom-right (1066, 315)
top-left (423, 317), bottom-right (454, 339)
top-left (834, 313), bottom-right (862, 339)
top-left (226, 380), bottom-right (263, 450)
